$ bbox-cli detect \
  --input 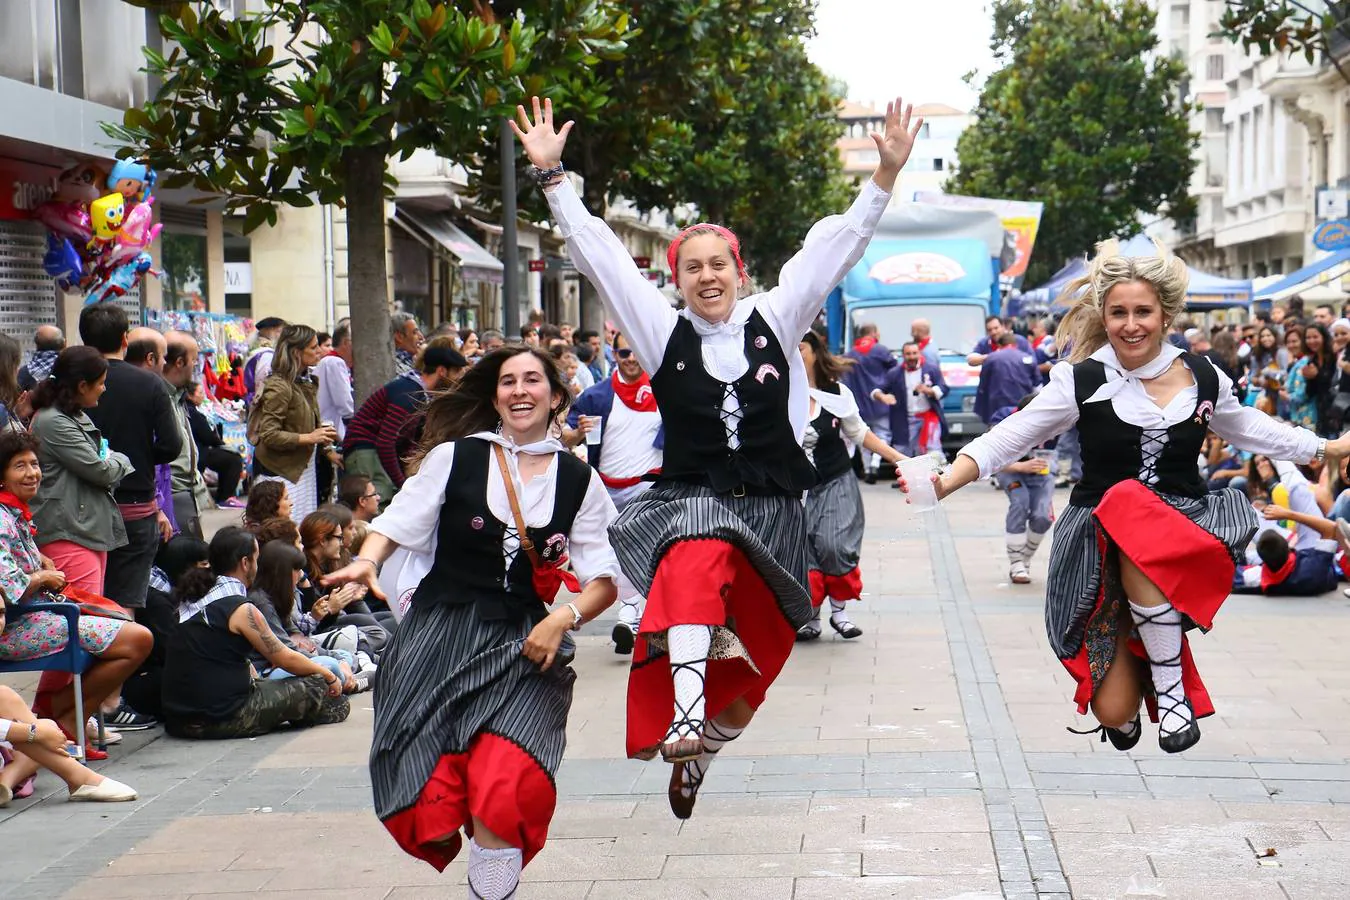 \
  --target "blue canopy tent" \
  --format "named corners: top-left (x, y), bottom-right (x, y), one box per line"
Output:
top-left (1253, 249), bottom-right (1350, 304)
top-left (1021, 235), bottom-right (1252, 312)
